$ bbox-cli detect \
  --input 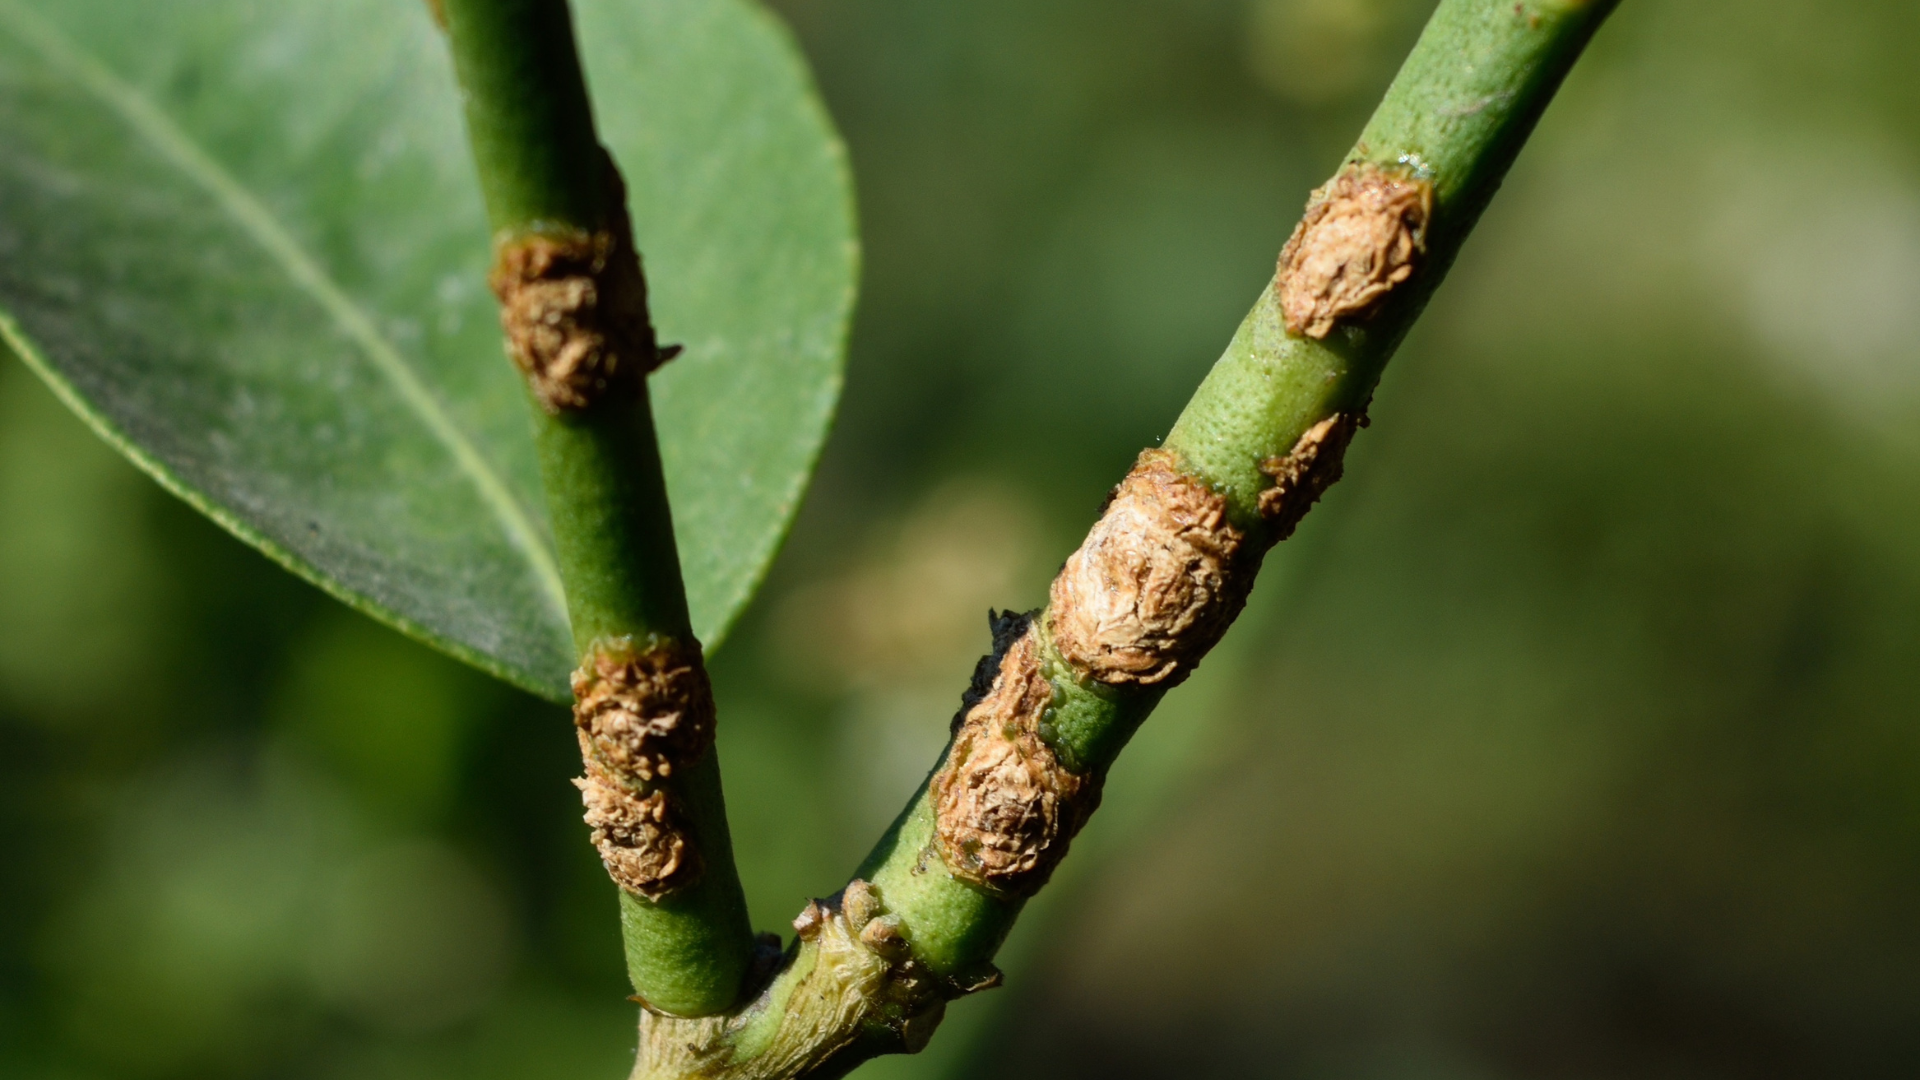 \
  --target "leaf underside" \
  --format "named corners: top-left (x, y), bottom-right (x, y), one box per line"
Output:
top-left (0, 0), bottom-right (855, 701)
